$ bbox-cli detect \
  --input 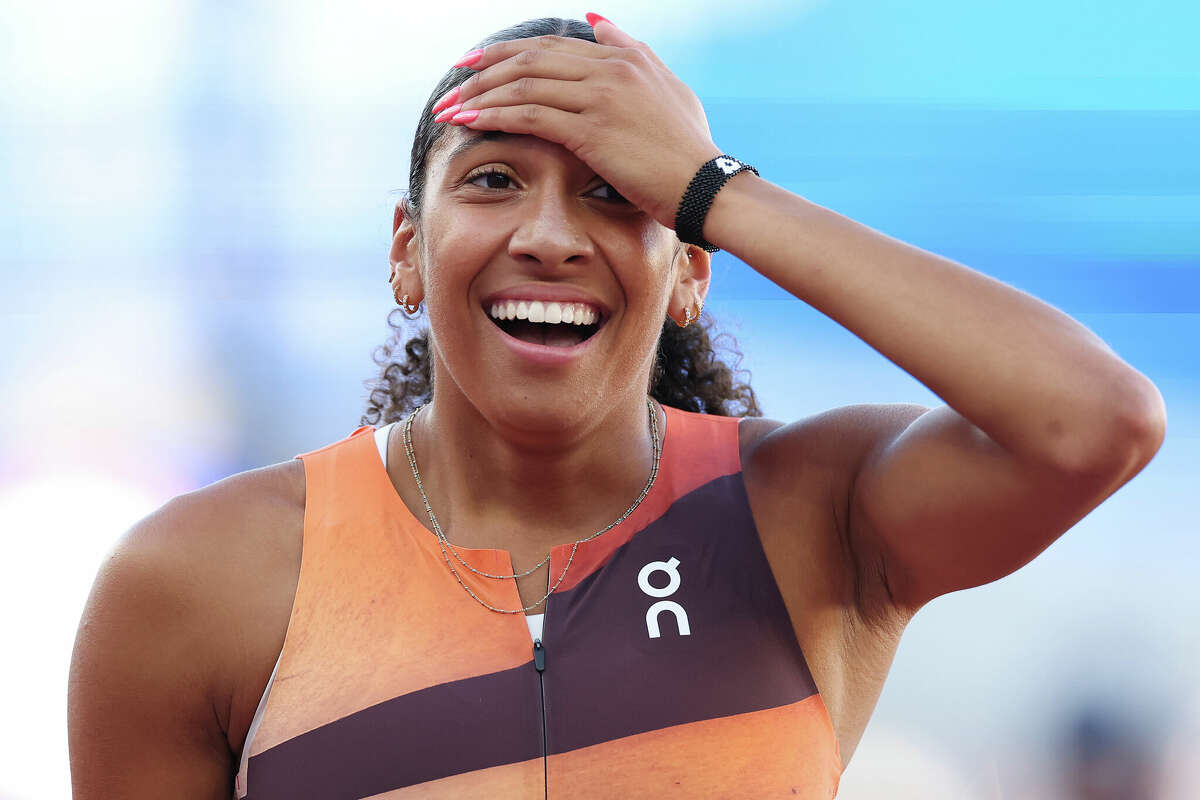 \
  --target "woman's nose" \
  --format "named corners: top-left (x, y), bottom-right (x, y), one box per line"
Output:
top-left (506, 188), bottom-right (595, 269)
